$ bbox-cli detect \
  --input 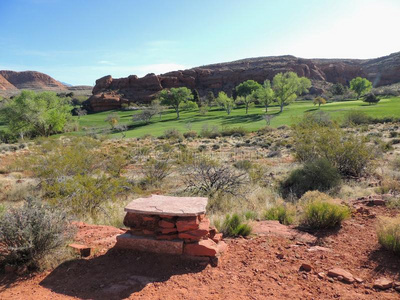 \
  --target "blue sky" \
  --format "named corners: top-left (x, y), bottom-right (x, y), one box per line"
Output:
top-left (1, 0), bottom-right (399, 85)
